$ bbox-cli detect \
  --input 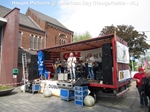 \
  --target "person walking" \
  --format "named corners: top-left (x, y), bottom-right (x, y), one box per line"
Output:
top-left (142, 70), bottom-right (150, 111)
top-left (133, 67), bottom-right (148, 107)
top-left (67, 52), bottom-right (77, 82)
